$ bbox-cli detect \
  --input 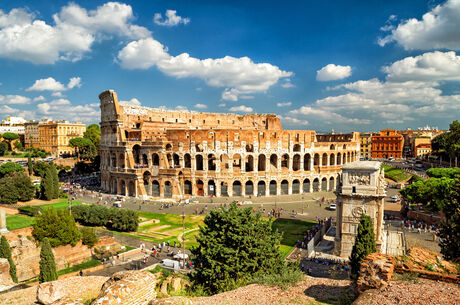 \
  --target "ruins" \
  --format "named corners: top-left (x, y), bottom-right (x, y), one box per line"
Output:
top-left (99, 90), bottom-right (360, 199)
